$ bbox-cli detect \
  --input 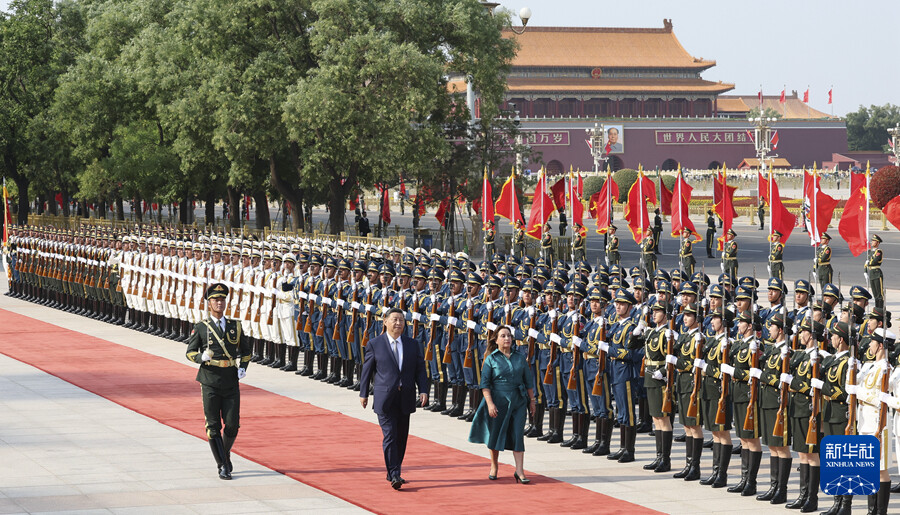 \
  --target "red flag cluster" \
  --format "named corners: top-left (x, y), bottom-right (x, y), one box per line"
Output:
top-left (802, 169), bottom-right (838, 244)
top-left (589, 176), bottom-right (618, 234)
top-left (526, 170), bottom-right (555, 239)
top-left (624, 170), bottom-right (657, 243)
top-left (758, 172), bottom-right (796, 243)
